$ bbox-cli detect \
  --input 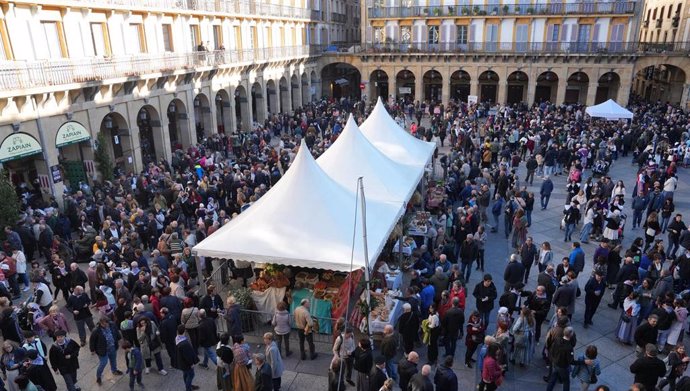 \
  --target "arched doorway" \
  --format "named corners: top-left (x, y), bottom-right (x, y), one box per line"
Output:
top-left (310, 71), bottom-right (318, 100)
top-left (266, 80), bottom-right (279, 115)
top-left (507, 71), bottom-right (529, 105)
top-left (636, 65), bottom-right (686, 104)
top-left (215, 90), bottom-right (231, 134)
top-left (370, 70), bottom-right (389, 102)
top-left (136, 106), bottom-right (162, 167)
top-left (535, 71), bottom-right (559, 103)
top-left (167, 99), bottom-right (188, 151)
top-left (279, 77), bottom-right (290, 114)
top-left (596, 72), bottom-right (621, 104)
top-left (100, 112), bottom-right (133, 175)
top-left (566, 72), bottom-right (590, 104)
top-left (301, 72), bottom-right (310, 106)
top-left (320, 62), bottom-right (362, 100)
top-left (478, 70), bottom-right (499, 103)
top-left (235, 85), bottom-right (250, 131)
top-left (193, 94), bottom-right (211, 143)
top-left (450, 70), bottom-right (471, 103)
top-left (251, 82), bottom-right (266, 122)
top-left (423, 70), bottom-right (442, 103)
top-left (290, 75), bottom-right (300, 110)
top-left (396, 70), bottom-right (415, 103)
